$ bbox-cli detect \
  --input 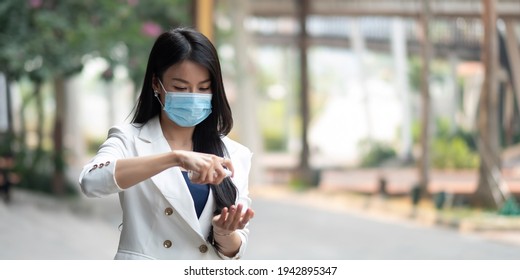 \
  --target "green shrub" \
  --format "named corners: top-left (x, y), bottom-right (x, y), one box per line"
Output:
top-left (432, 136), bottom-right (479, 169)
top-left (358, 139), bottom-right (397, 167)
top-left (13, 148), bottom-right (77, 197)
top-left (499, 197), bottom-right (520, 216)
top-left (263, 131), bottom-right (286, 152)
